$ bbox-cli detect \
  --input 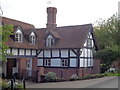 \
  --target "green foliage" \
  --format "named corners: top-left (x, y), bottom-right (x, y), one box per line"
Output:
top-left (104, 72), bottom-right (120, 76)
top-left (0, 79), bottom-right (24, 89)
top-left (0, 80), bottom-right (10, 89)
top-left (0, 25), bottom-right (13, 61)
top-left (94, 13), bottom-right (120, 69)
top-left (45, 72), bottom-right (57, 82)
top-left (94, 48), bottom-right (119, 69)
top-left (94, 13), bottom-right (119, 49)
top-left (14, 84), bottom-right (24, 89)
